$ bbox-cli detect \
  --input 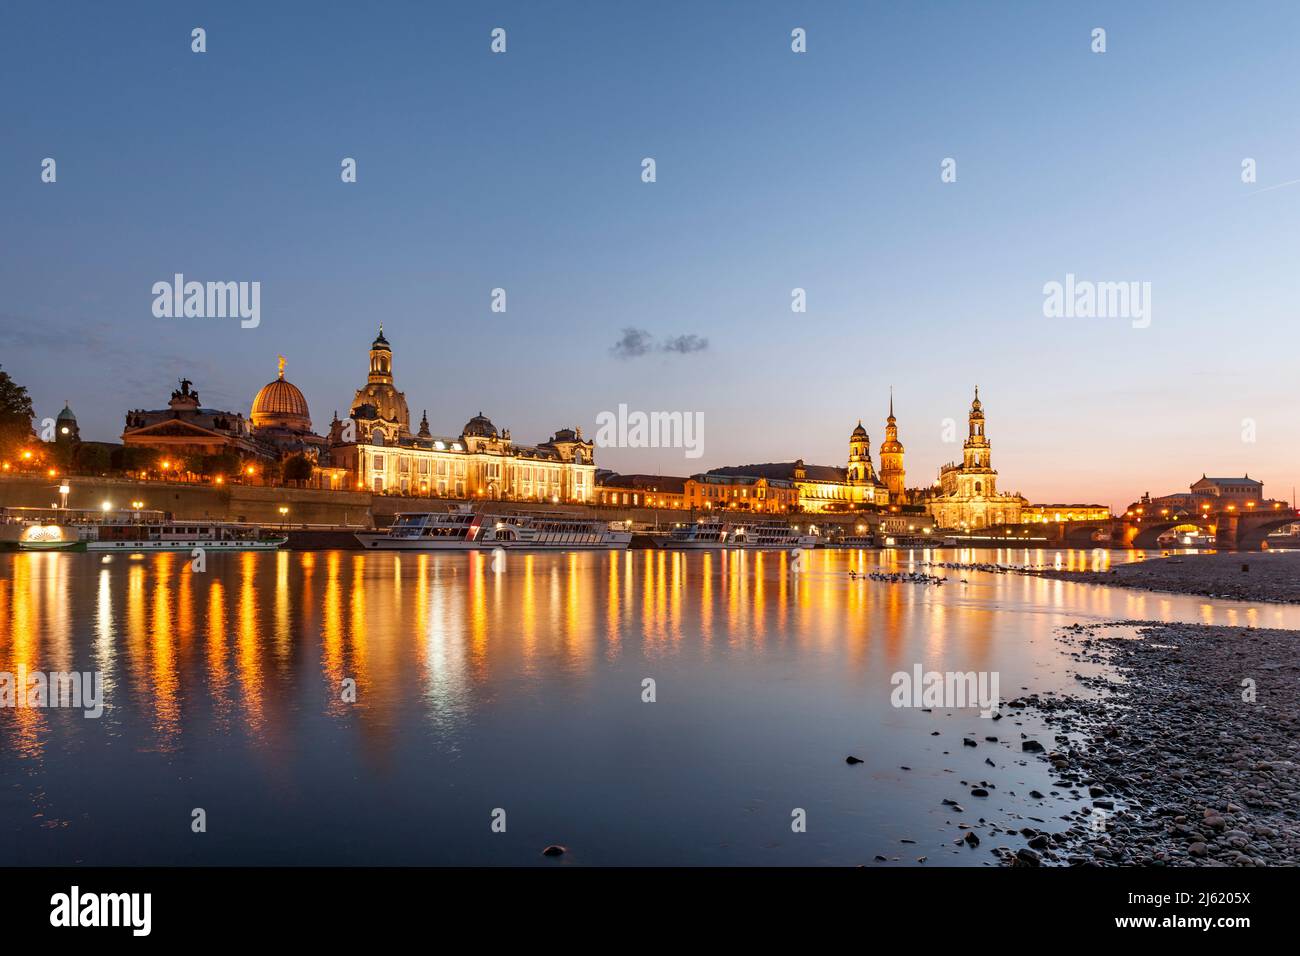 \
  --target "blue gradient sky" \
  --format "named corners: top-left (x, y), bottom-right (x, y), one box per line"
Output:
top-left (3, 1), bottom-right (1298, 510)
